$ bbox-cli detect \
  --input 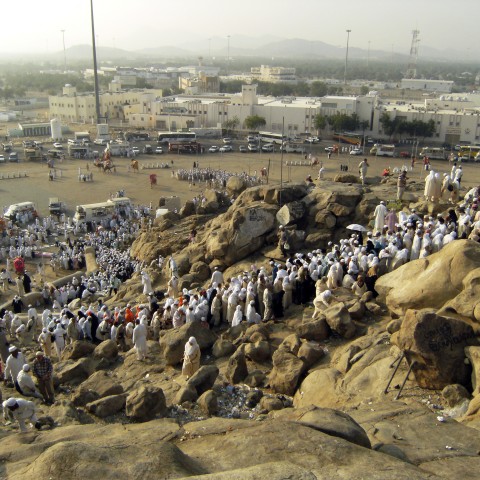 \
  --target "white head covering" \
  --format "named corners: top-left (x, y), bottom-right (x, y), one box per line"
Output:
top-left (184, 336), bottom-right (199, 357)
top-left (232, 305), bottom-right (243, 327)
